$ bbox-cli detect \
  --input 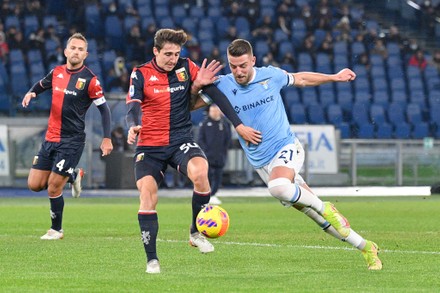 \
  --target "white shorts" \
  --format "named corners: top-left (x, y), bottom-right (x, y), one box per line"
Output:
top-left (256, 138), bottom-right (306, 186)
